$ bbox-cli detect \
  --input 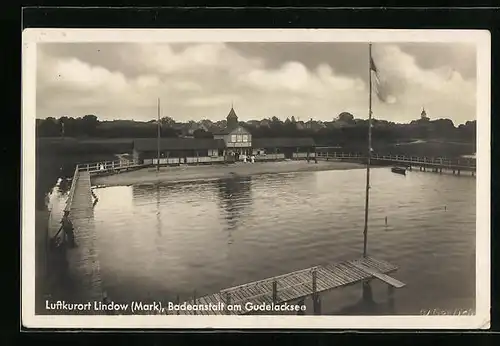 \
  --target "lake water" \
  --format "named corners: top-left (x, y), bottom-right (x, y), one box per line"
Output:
top-left (49, 167), bottom-right (476, 315)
